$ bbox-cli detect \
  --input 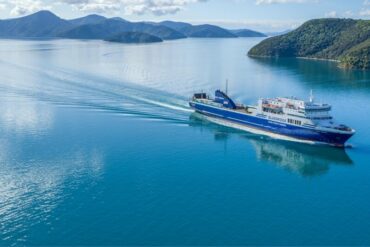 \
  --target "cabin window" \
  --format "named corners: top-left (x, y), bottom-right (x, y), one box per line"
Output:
top-left (262, 107), bottom-right (282, 115)
top-left (288, 119), bottom-right (301, 125)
